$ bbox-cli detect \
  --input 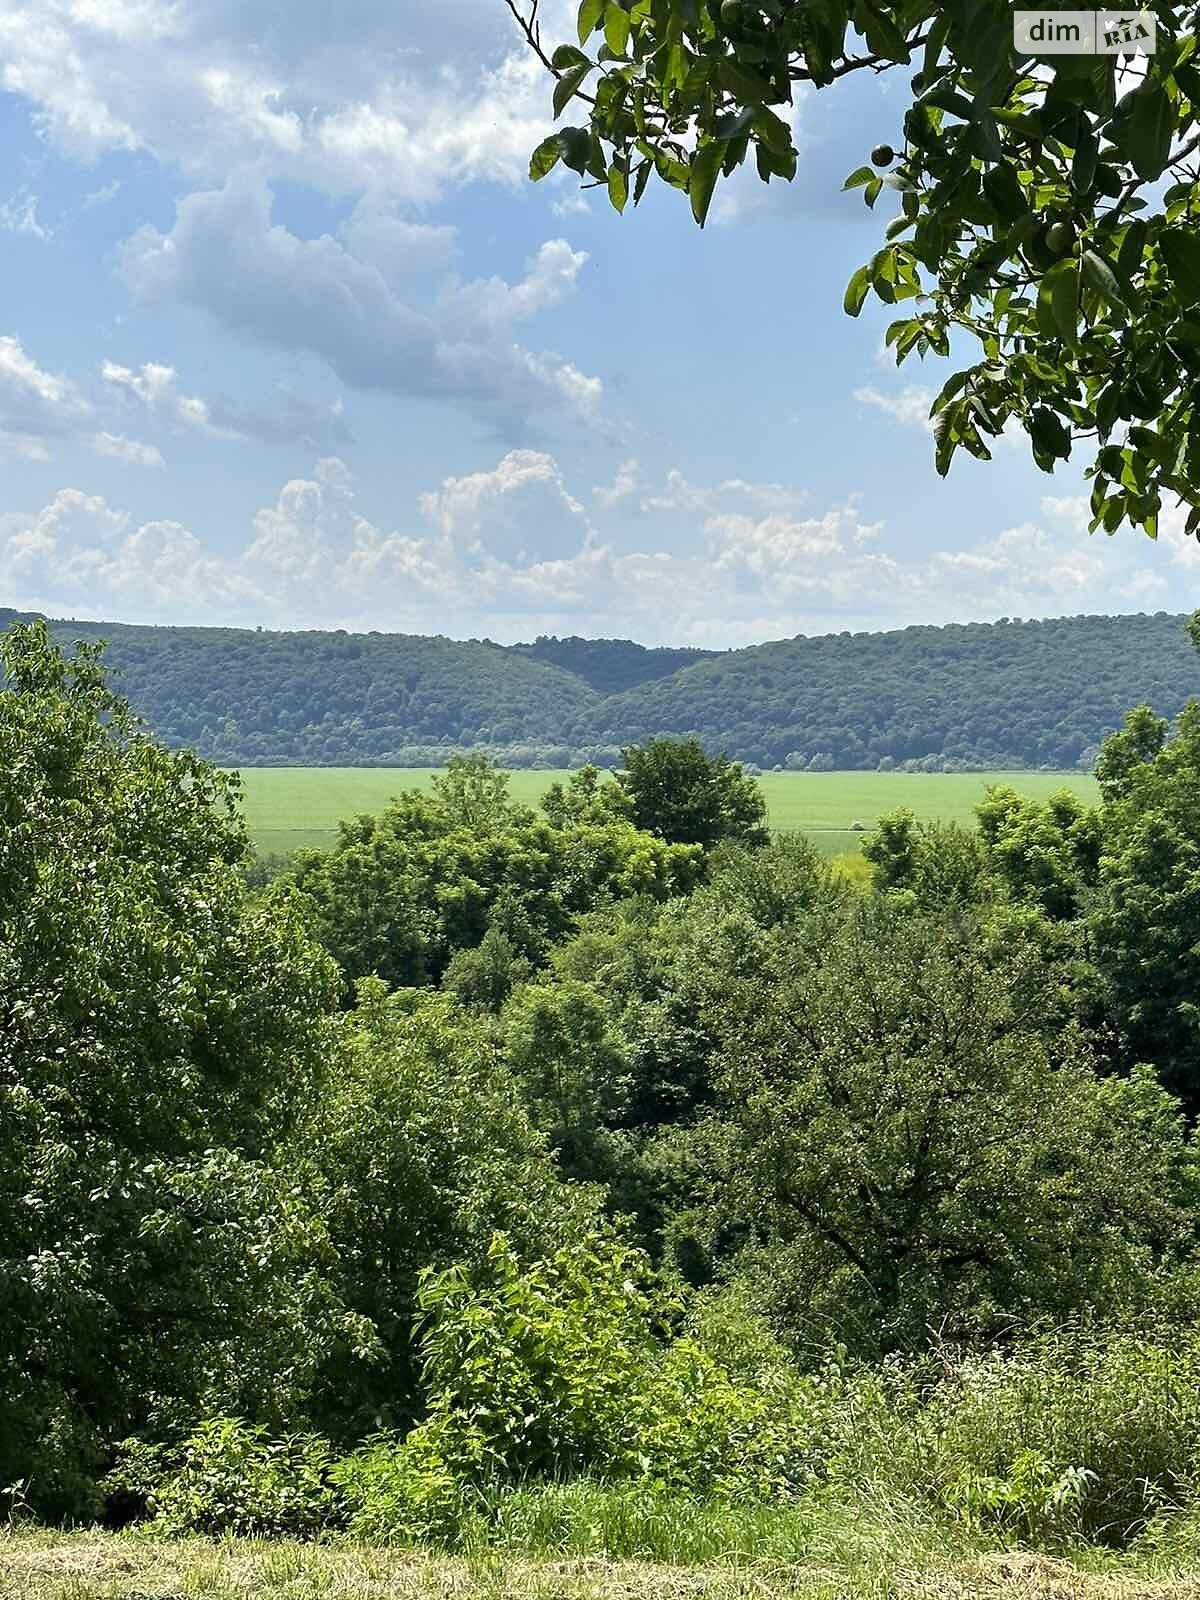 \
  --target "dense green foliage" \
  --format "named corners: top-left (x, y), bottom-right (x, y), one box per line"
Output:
top-left (13, 613), bottom-right (1200, 1565)
top-left (511, 635), bottom-right (717, 695)
top-left (0, 623), bottom-right (354, 1520)
top-left (519, 0), bottom-right (1200, 539)
top-left (5, 608), bottom-right (1199, 771)
top-left (615, 737), bottom-right (770, 847)
top-left (590, 612), bottom-right (1200, 771)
